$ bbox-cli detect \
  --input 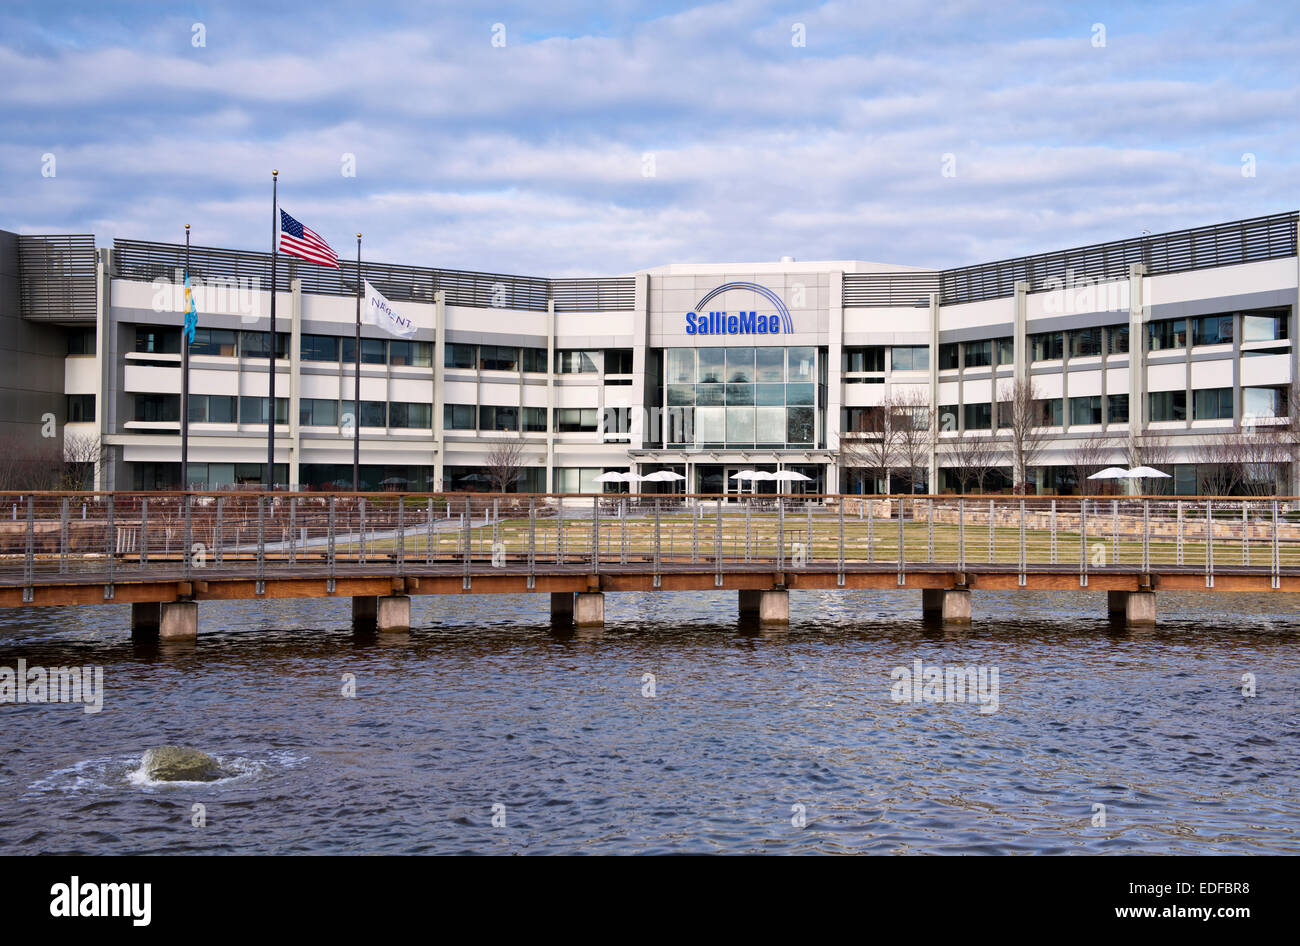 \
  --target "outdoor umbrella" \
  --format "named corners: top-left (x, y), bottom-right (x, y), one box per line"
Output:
top-left (593, 471), bottom-right (629, 483)
top-left (773, 470), bottom-right (812, 495)
top-left (1125, 466), bottom-right (1171, 479)
top-left (1087, 467), bottom-right (1130, 480)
